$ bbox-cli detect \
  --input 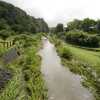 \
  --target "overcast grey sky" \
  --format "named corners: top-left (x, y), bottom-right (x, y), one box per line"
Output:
top-left (1, 0), bottom-right (100, 27)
